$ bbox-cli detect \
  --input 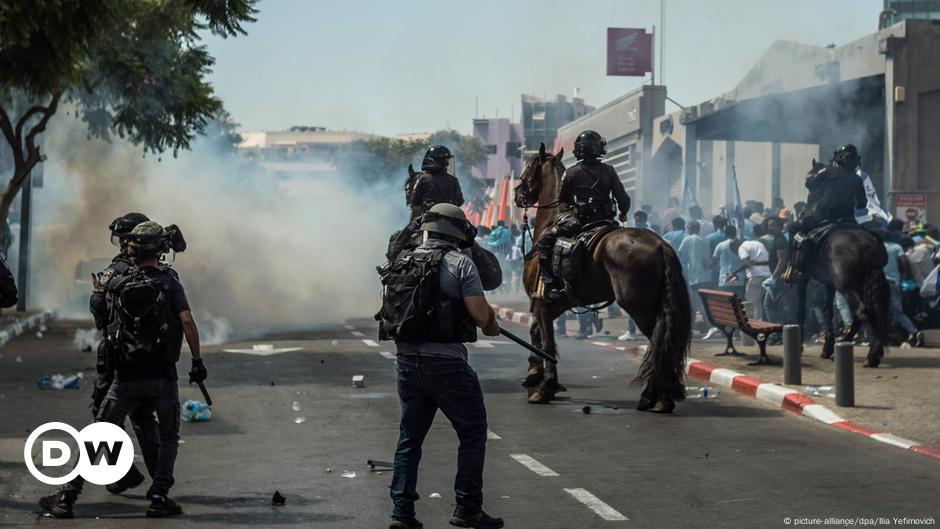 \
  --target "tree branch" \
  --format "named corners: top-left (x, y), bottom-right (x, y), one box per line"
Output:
top-left (14, 105), bottom-right (47, 146)
top-left (0, 106), bottom-right (17, 158)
